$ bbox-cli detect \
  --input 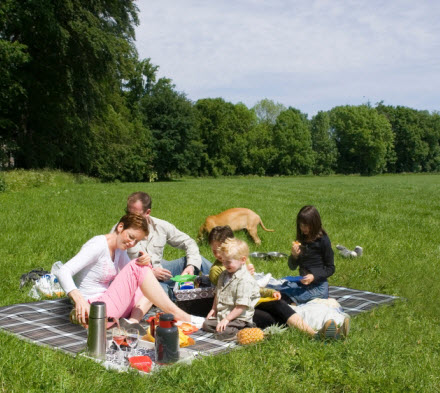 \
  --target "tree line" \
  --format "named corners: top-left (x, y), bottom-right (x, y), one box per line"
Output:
top-left (1, 1), bottom-right (439, 181)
